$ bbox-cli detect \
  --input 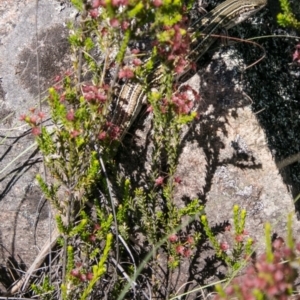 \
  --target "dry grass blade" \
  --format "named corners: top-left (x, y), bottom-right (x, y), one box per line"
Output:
top-left (8, 228), bottom-right (59, 295)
